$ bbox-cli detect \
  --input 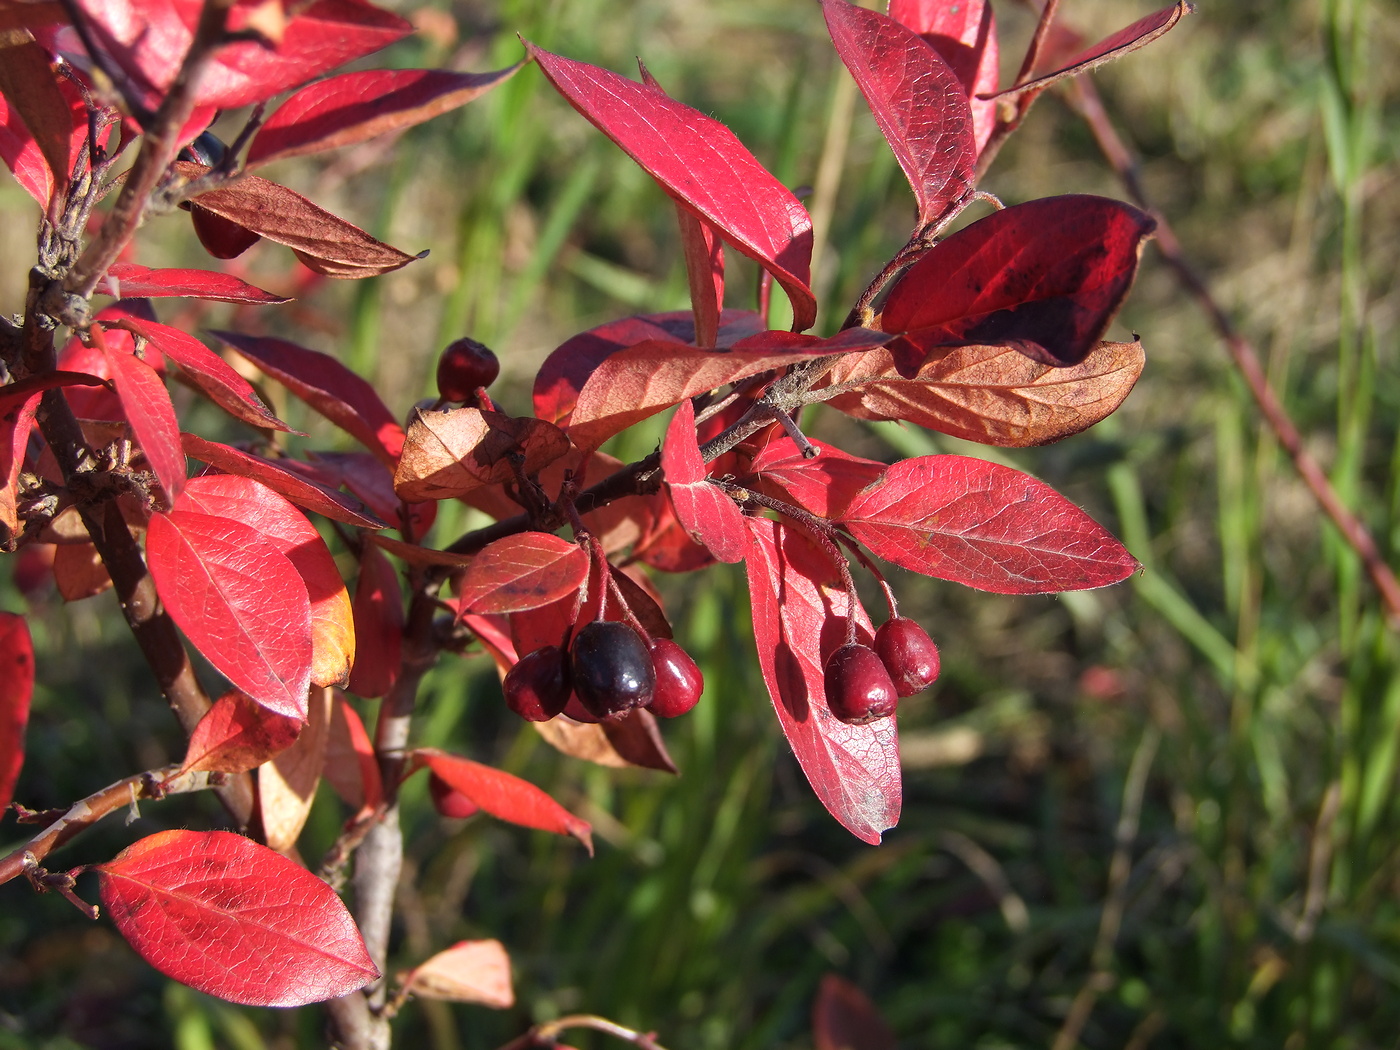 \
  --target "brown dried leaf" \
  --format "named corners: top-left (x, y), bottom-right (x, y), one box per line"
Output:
top-left (258, 686), bottom-right (332, 853)
top-left (401, 939), bottom-right (513, 1008)
top-left (393, 406), bottom-right (569, 502)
